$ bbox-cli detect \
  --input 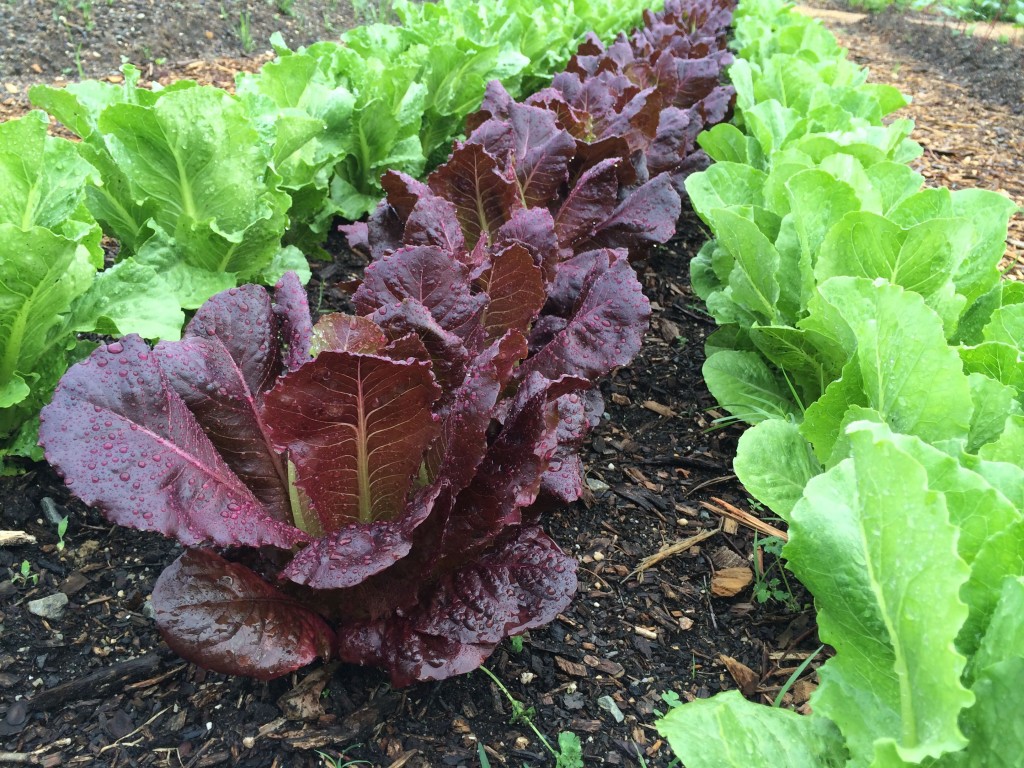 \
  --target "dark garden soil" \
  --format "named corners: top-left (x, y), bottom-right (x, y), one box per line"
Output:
top-left (1, 223), bottom-right (820, 768)
top-left (1, 4), bottom-right (1022, 768)
top-left (0, 0), bottom-right (358, 82)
